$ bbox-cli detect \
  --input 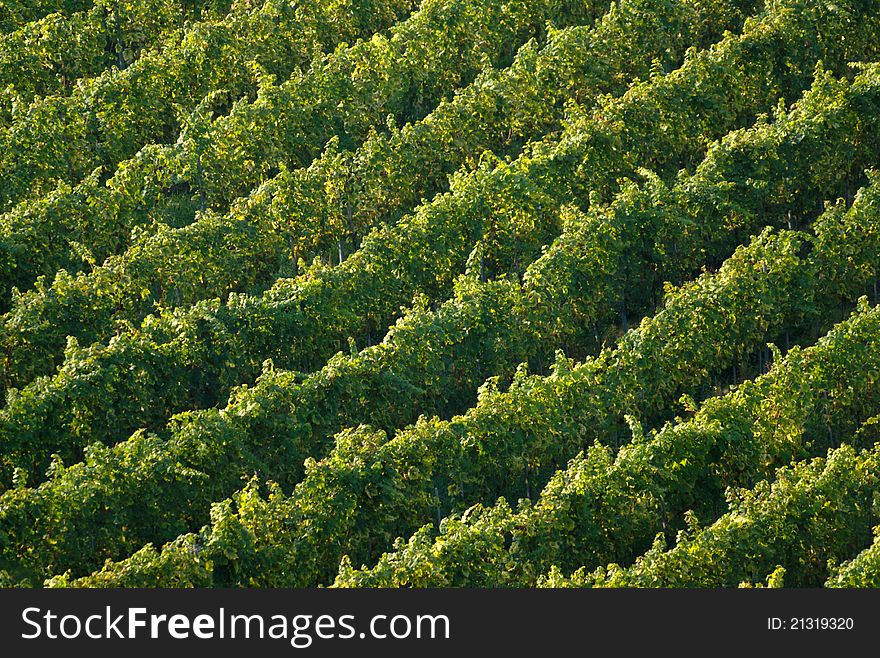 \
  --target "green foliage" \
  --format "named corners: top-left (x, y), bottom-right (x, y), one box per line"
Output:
top-left (0, 0), bottom-right (605, 305)
top-left (0, 0), bottom-right (92, 33)
top-left (0, 0), bottom-right (229, 112)
top-left (0, 0), bottom-right (752, 383)
top-left (3, 0), bottom-right (869, 500)
top-left (0, 0), bottom-right (421, 212)
top-left (580, 438), bottom-right (880, 587)
top-left (3, 0), bottom-right (880, 591)
top-left (56, 206), bottom-right (880, 586)
top-left (334, 222), bottom-right (880, 587)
